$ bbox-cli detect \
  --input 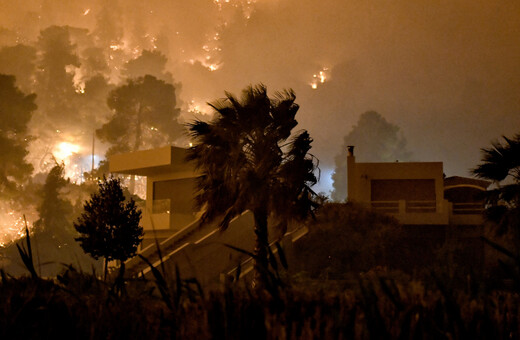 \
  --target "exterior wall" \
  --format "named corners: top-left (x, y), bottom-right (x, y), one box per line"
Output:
top-left (444, 186), bottom-right (486, 225)
top-left (111, 146), bottom-right (311, 285)
top-left (144, 172), bottom-right (199, 232)
top-left (346, 154), bottom-right (488, 226)
top-left (109, 146), bottom-right (200, 241)
top-left (347, 154), bottom-right (449, 225)
top-left (347, 157), bottom-right (444, 203)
